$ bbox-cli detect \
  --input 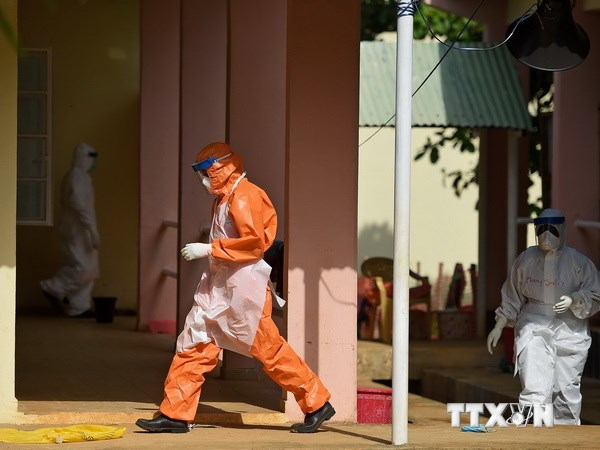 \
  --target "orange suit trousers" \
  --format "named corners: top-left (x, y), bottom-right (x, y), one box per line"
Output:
top-left (159, 292), bottom-right (331, 422)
